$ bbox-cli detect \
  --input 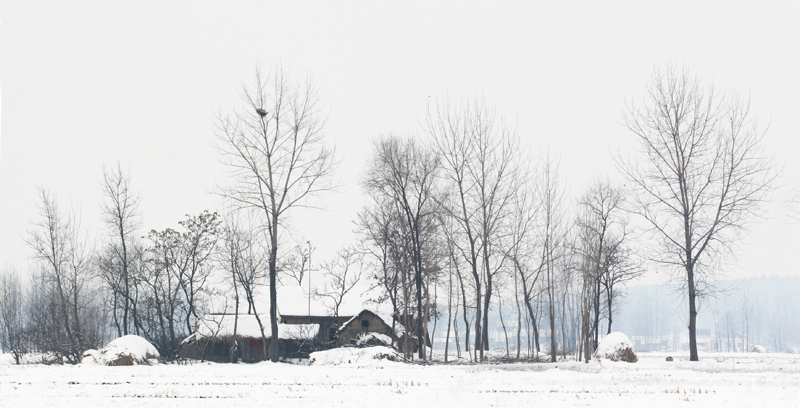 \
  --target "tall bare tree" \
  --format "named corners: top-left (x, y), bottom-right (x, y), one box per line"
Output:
top-left (599, 232), bottom-right (641, 335)
top-left (536, 153), bottom-right (568, 363)
top-left (26, 189), bottom-right (96, 362)
top-left (140, 227), bottom-right (185, 359)
top-left (357, 197), bottom-right (402, 341)
top-left (575, 180), bottom-right (626, 351)
top-left (100, 163), bottom-right (141, 336)
top-left (216, 66), bottom-right (336, 362)
top-left (173, 211), bottom-right (221, 333)
top-left (426, 97), bottom-right (518, 361)
top-left (0, 268), bottom-right (24, 364)
top-left (218, 215), bottom-right (270, 360)
top-left (620, 66), bottom-right (774, 361)
top-left (363, 135), bottom-right (440, 360)
top-left (503, 162), bottom-right (543, 359)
